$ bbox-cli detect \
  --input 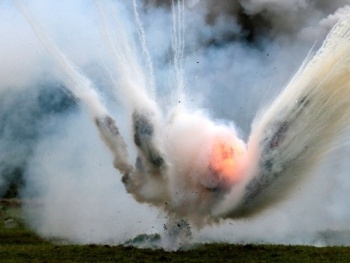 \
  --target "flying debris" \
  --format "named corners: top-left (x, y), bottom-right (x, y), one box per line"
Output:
top-left (132, 111), bottom-right (165, 170)
top-left (230, 96), bottom-right (312, 217)
top-left (95, 115), bottom-right (133, 176)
